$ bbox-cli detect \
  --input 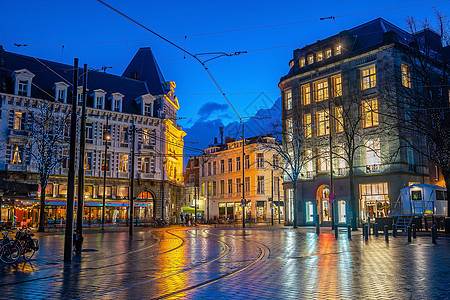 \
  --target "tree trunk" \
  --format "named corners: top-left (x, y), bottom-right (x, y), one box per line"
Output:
top-left (37, 190), bottom-right (46, 232)
top-left (349, 167), bottom-right (358, 231)
top-left (293, 184), bottom-right (298, 228)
